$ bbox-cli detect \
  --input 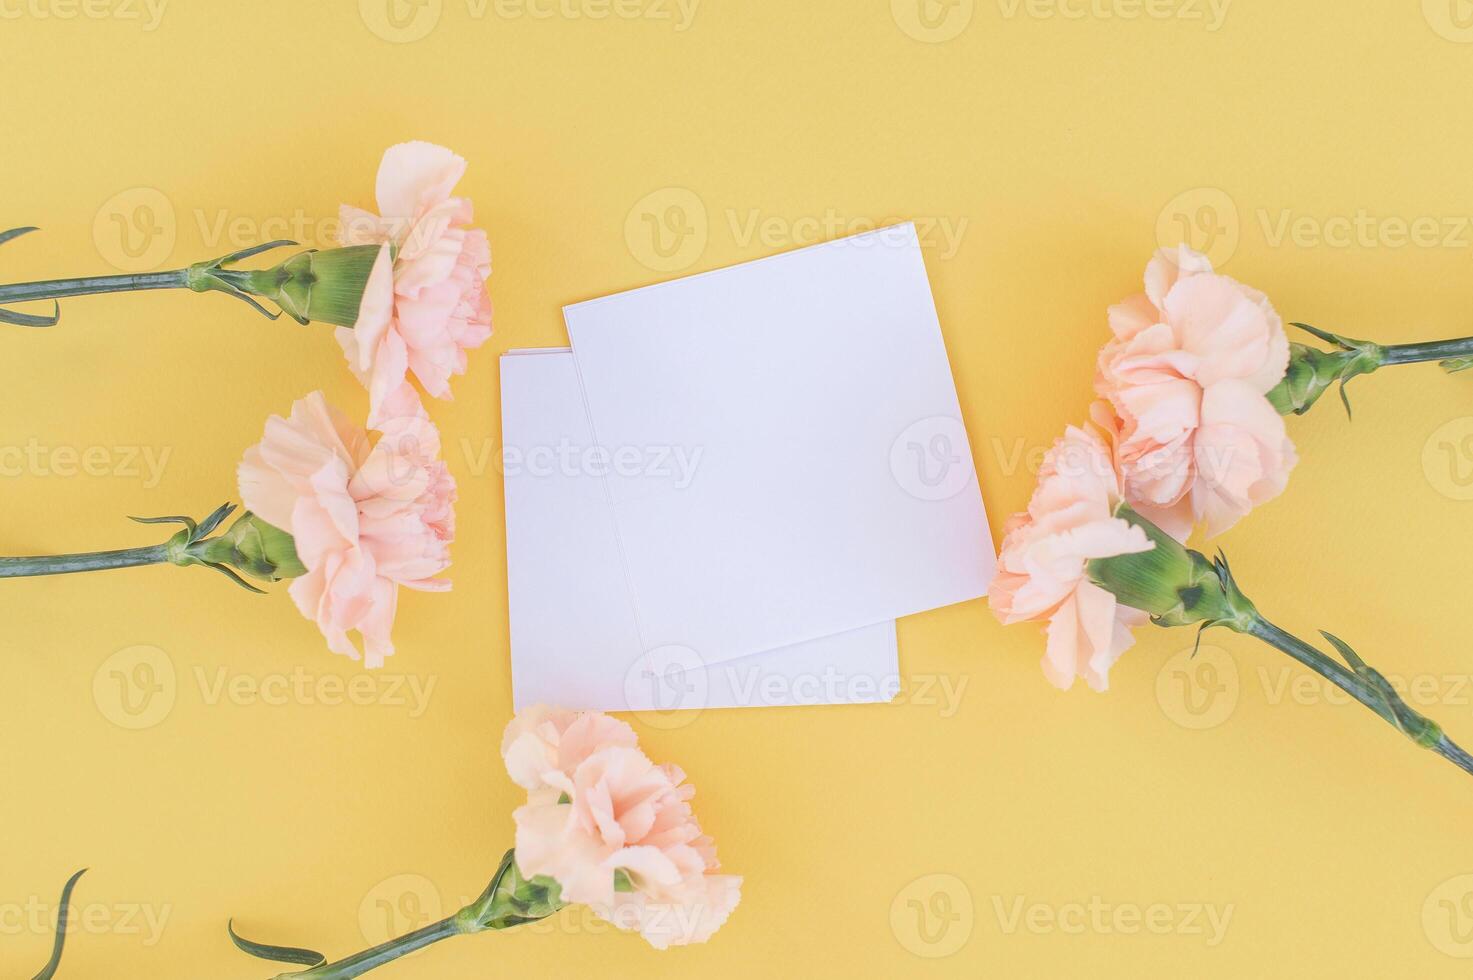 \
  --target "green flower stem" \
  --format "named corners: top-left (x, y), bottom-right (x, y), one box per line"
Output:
top-left (275, 916), bottom-right (468, 980)
top-left (1242, 616), bottom-right (1473, 778)
top-left (1379, 335), bottom-right (1473, 366)
top-left (0, 238), bottom-right (381, 329)
top-left (0, 544), bottom-right (170, 578)
top-left (0, 270), bottom-right (188, 304)
top-left (1269, 324), bottom-right (1473, 416)
top-left (0, 506), bottom-right (301, 593)
top-left (1241, 618), bottom-right (1387, 719)
top-left (251, 851), bottom-right (567, 980)
top-left (1088, 503), bottom-right (1473, 780)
